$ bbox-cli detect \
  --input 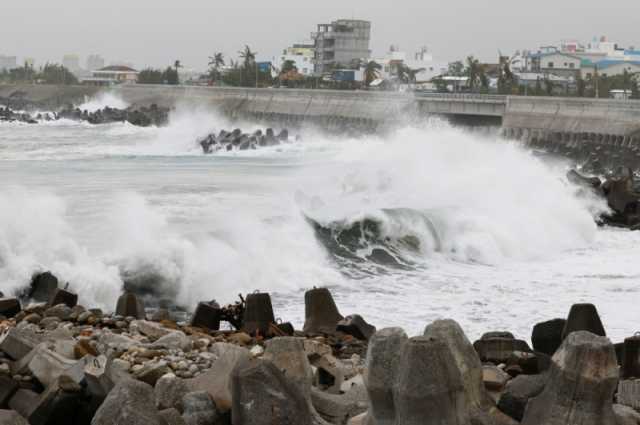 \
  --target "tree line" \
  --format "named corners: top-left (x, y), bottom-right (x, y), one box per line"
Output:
top-left (0, 63), bottom-right (78, 85)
